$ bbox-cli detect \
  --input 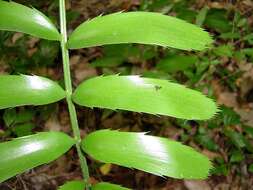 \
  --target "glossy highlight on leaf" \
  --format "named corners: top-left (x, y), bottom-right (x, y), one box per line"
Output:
top-left (0, 0), bottom-right (60, 40)
top-left (68, 12), bottom-right (213, 50)
top-left (0, 132), bottom-right (75, 183)
top-left (73, 75), bottom-right (217, 120)
top-left (0, 75), bottom-right (65, 109)
top-left (82, 130), bottom-right (212, 179)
